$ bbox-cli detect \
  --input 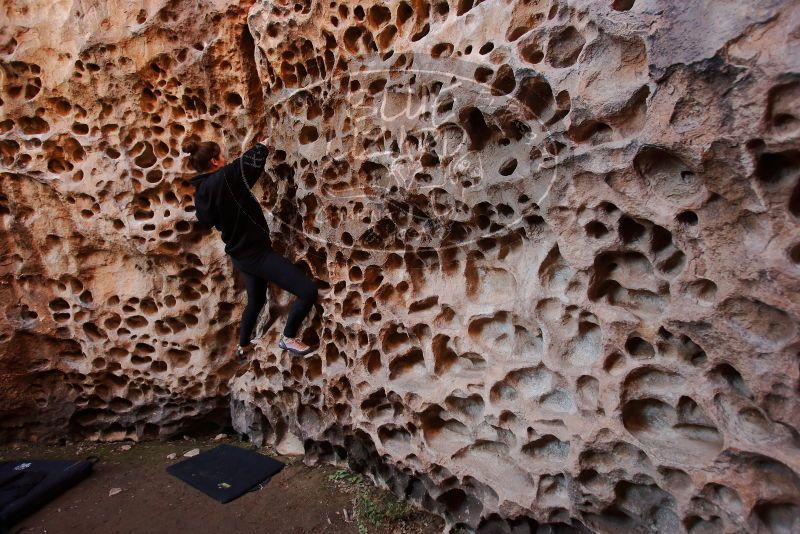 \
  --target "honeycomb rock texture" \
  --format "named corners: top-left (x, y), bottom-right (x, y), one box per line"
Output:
top-left (3, 0), bottom-right (800, 532)
top-left (0, 0), bottom-right (265, 441)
